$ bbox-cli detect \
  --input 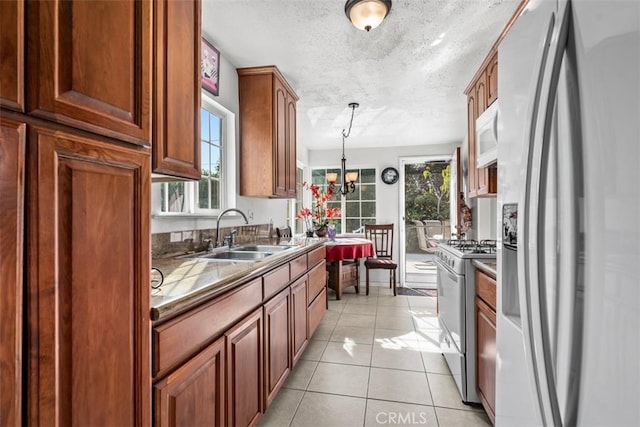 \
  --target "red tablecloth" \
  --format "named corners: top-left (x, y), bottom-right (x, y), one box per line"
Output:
top-left (325, 238), bottom-right (374, 262)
